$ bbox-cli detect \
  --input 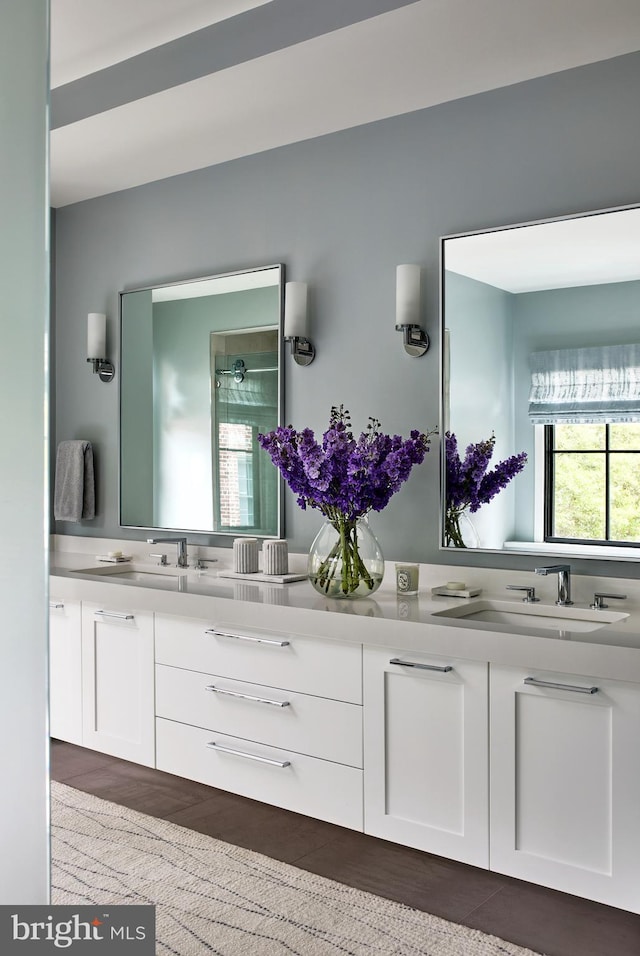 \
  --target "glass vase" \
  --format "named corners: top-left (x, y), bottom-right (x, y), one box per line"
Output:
top-left (444, 507), bottom-right (480, 548)
top-left (308, 515), bottom-right (384, 599)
